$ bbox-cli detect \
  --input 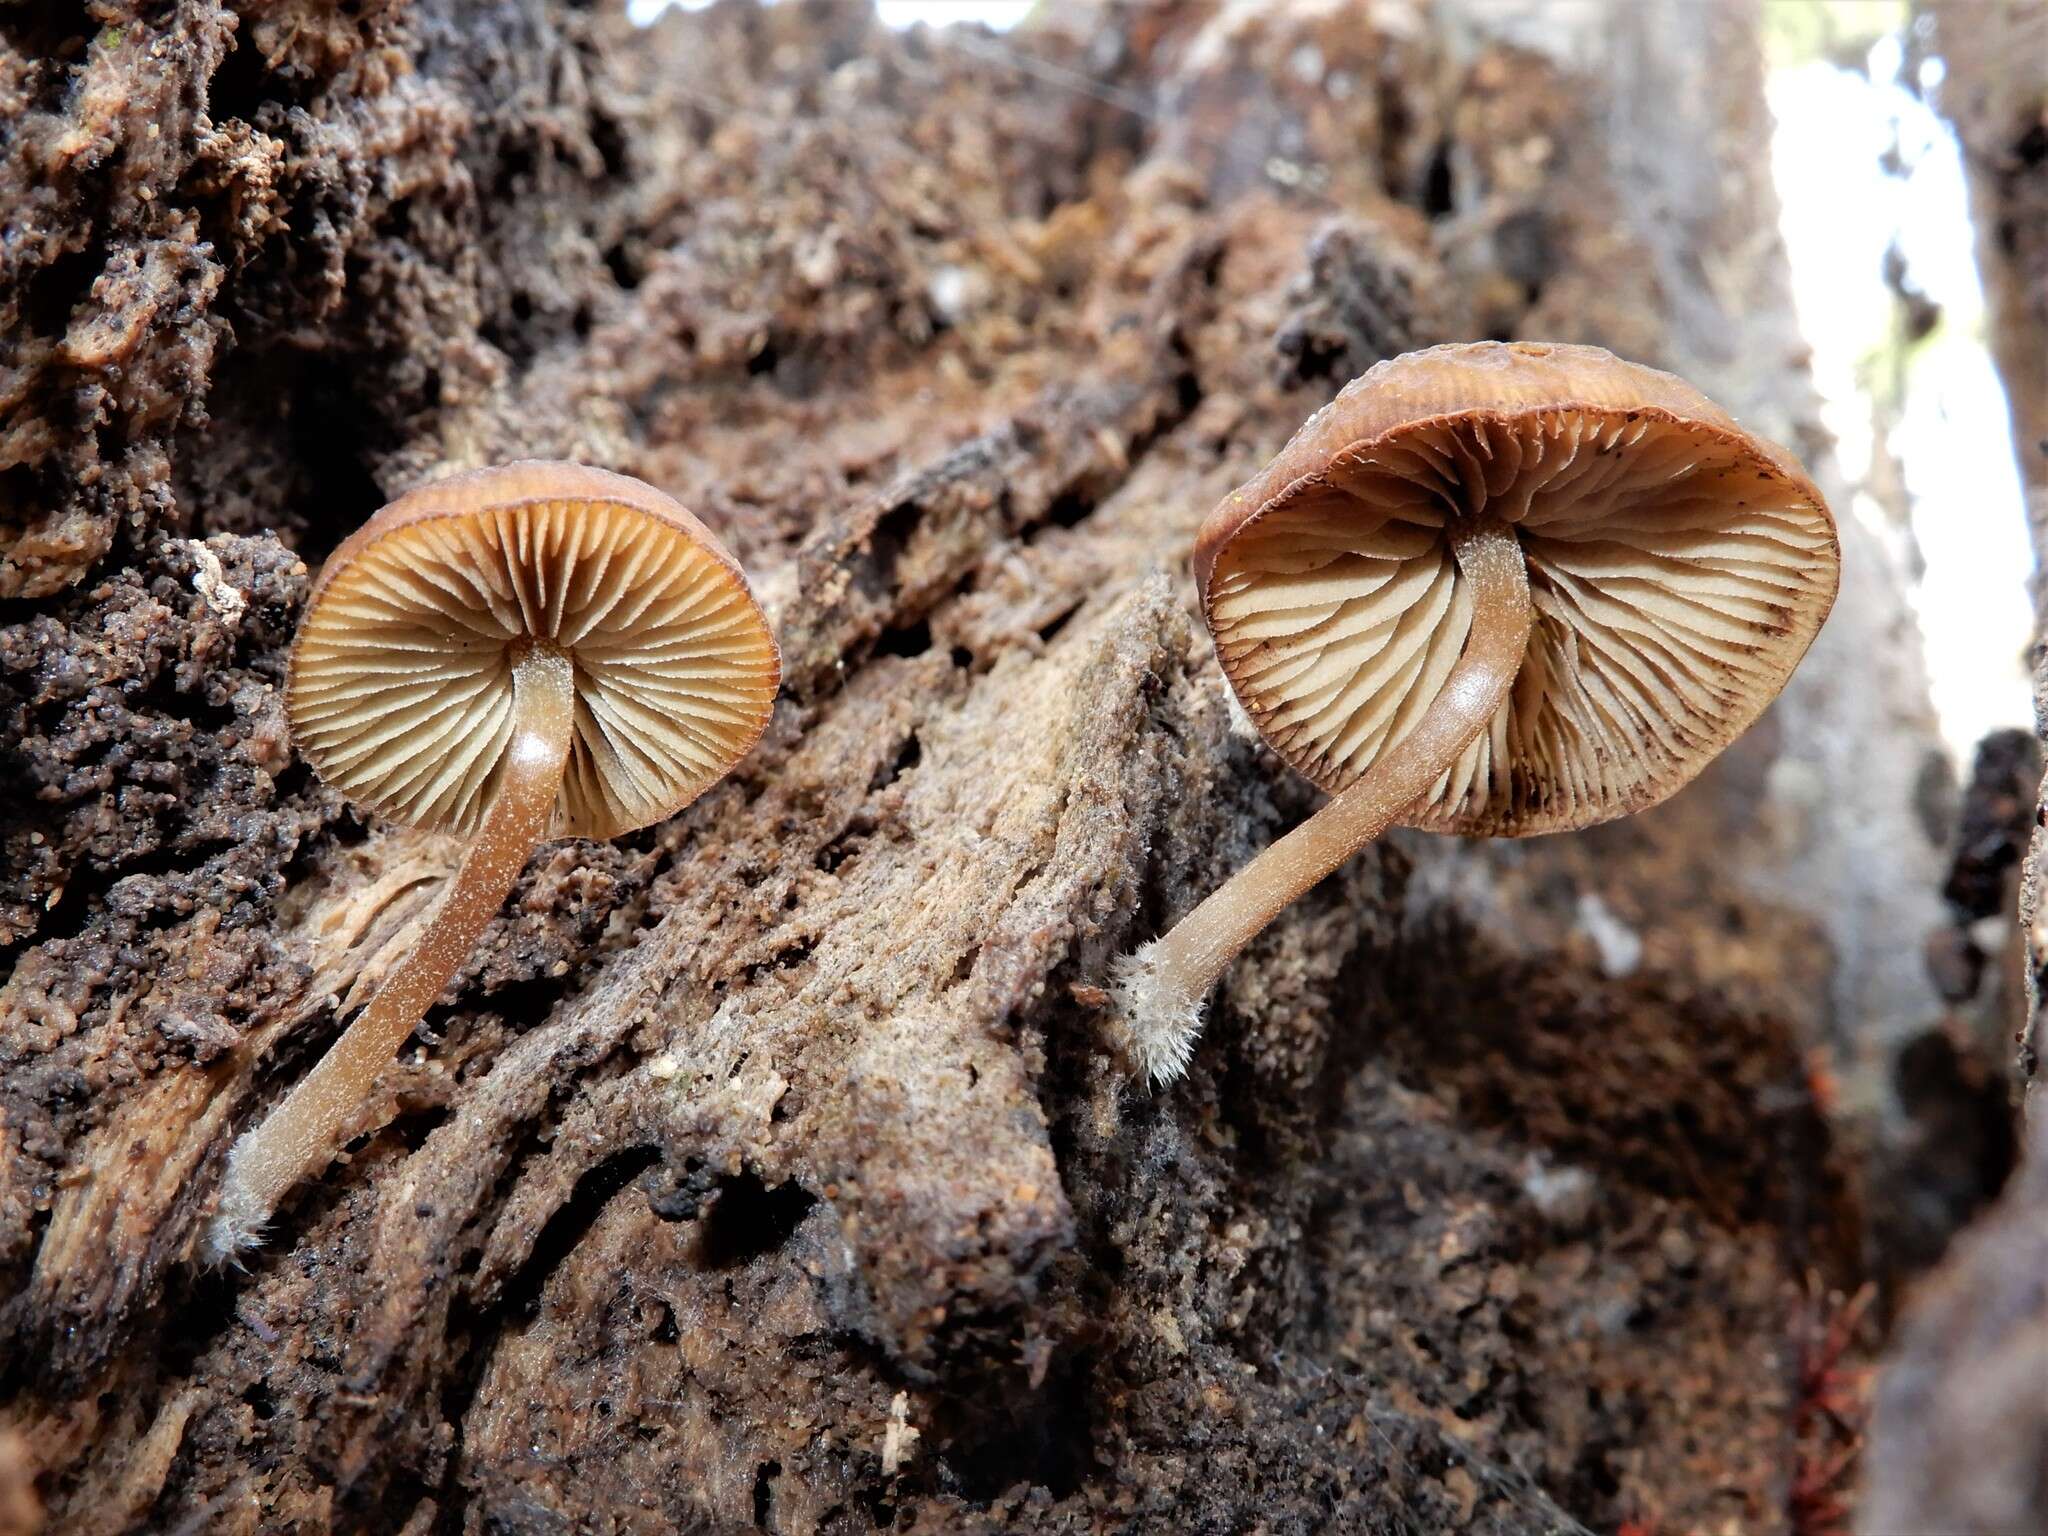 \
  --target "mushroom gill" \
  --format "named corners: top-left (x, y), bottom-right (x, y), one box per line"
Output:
top-left (1205, 407), bottom-right (1837, 835)
top-left (290, 496), bottom-right (779, 841)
